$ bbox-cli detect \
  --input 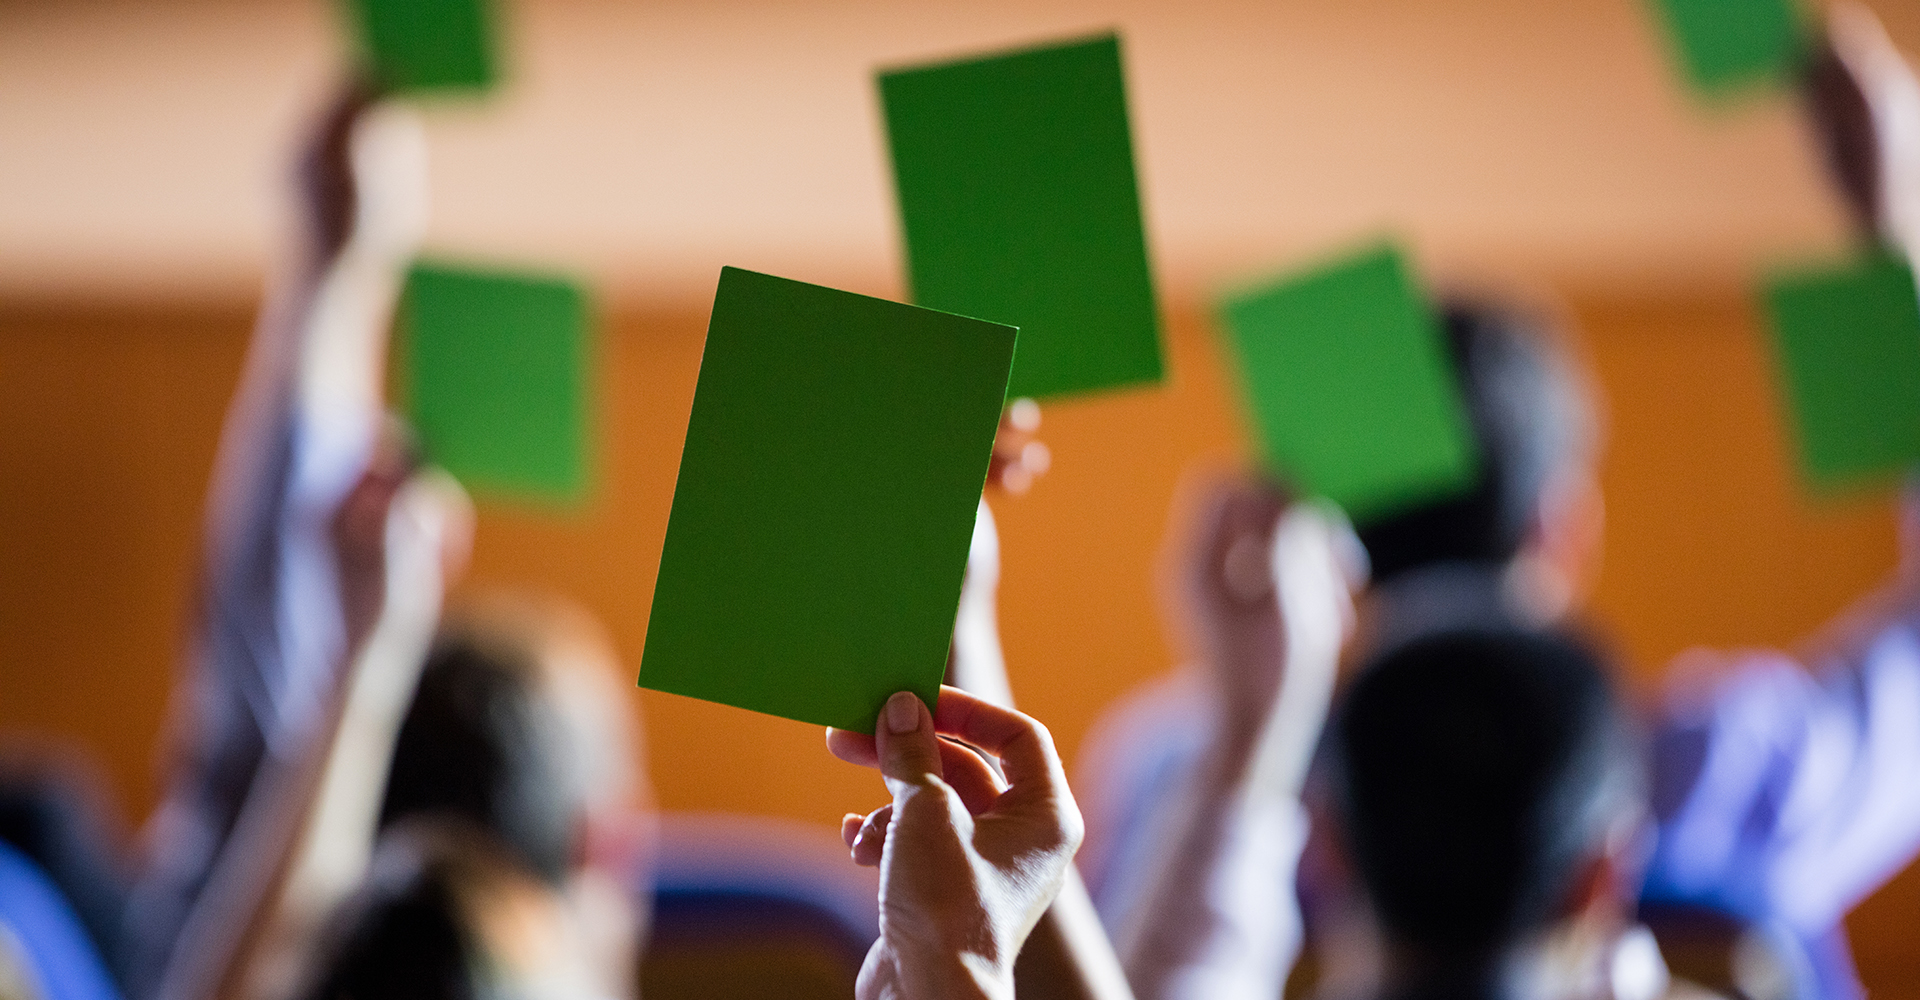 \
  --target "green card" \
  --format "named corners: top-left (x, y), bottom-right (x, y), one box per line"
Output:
top-left (1219, 243), bottom-right (1477, 522)
top-left (402, 262), bottom-right (590, 502)
top-left (880, 33), bottom-right (1163, 401)
top-left (1763, 248), bottom-right (1920, 490)
top-left (344, 0), bottom-right (498, 93)
top-left (1647, 0), bottom-right (1806, 95)
top-left (639, 267), bottom-right (1015, 733)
